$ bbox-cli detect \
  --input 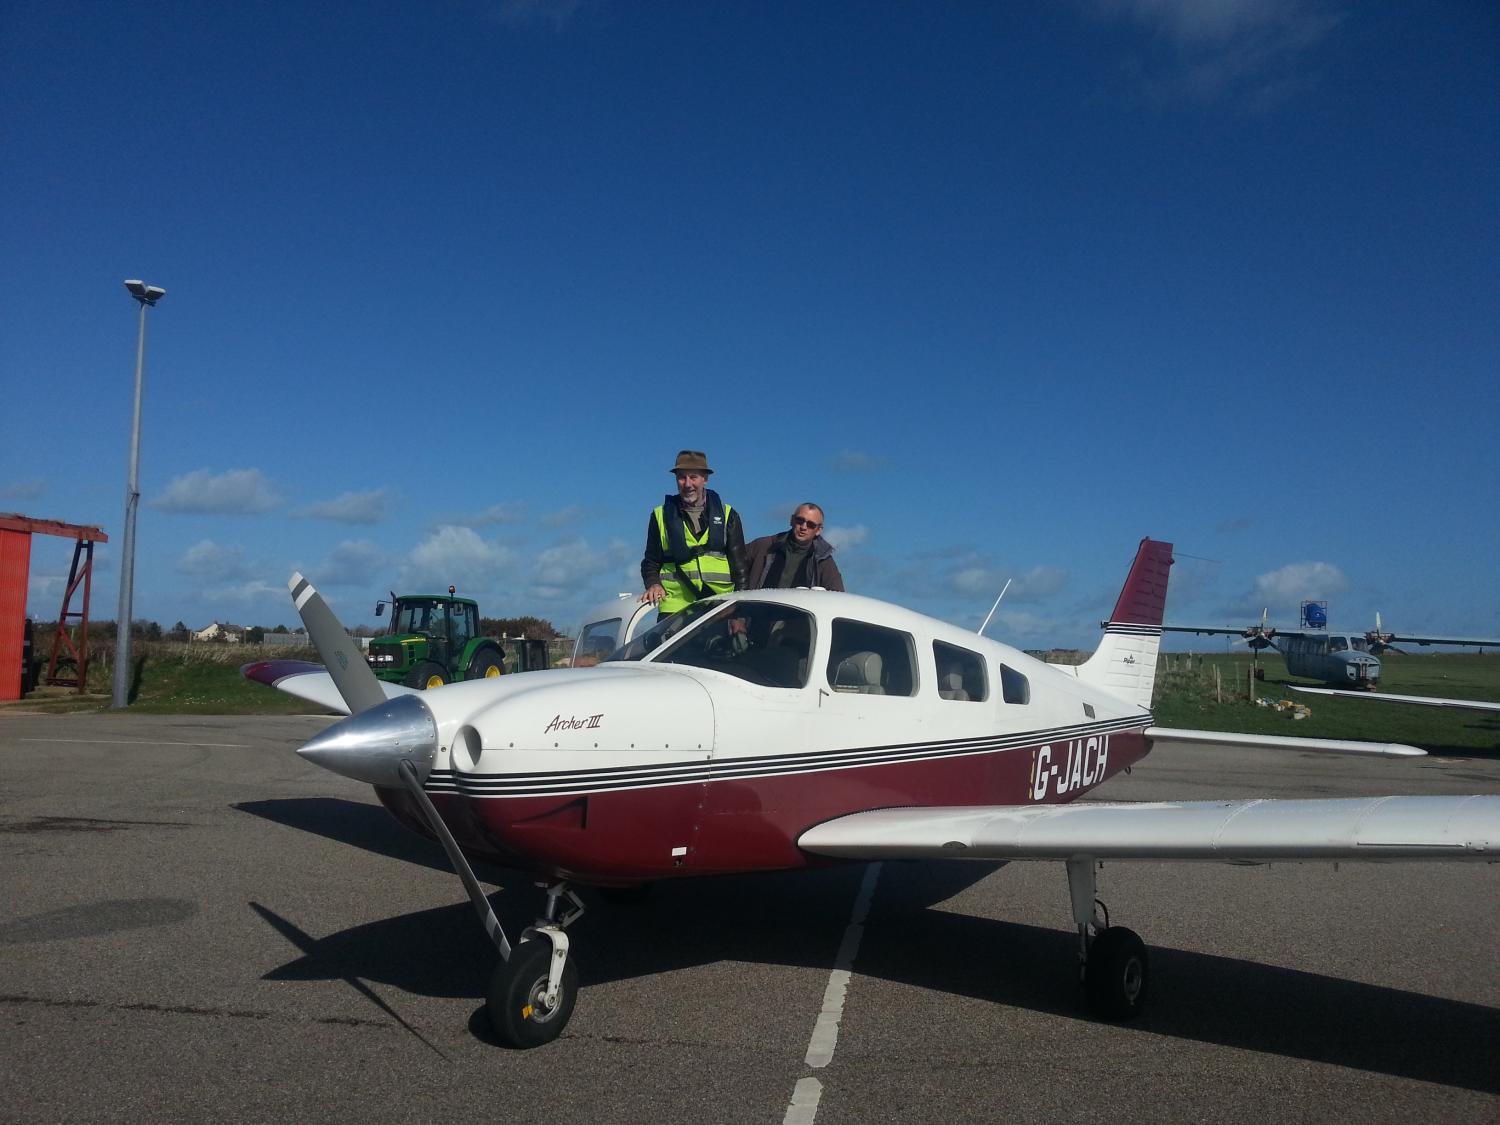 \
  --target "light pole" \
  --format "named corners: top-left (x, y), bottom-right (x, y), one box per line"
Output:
top-left (112, 279), bottom-right (166, 708)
